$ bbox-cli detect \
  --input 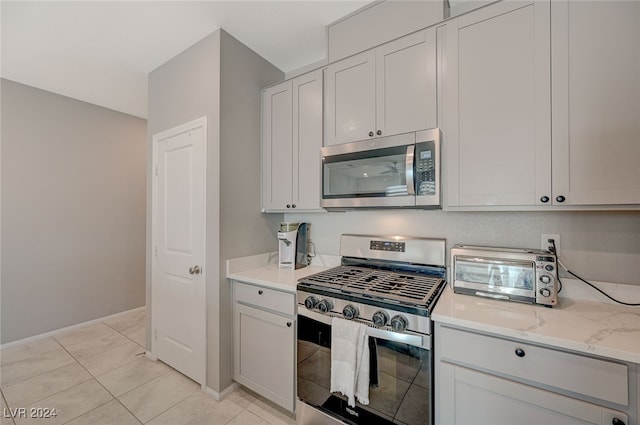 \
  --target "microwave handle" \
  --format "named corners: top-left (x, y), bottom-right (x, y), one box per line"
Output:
top-left (406, 144), bottom-right (415, 196)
